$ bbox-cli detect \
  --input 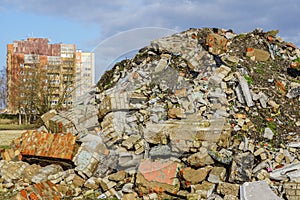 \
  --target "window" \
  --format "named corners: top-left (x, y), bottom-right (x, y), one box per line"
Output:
top-left (63, 101), bottom-right (73, 105)
top-left (50, 100), bottom-right (58, 105)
